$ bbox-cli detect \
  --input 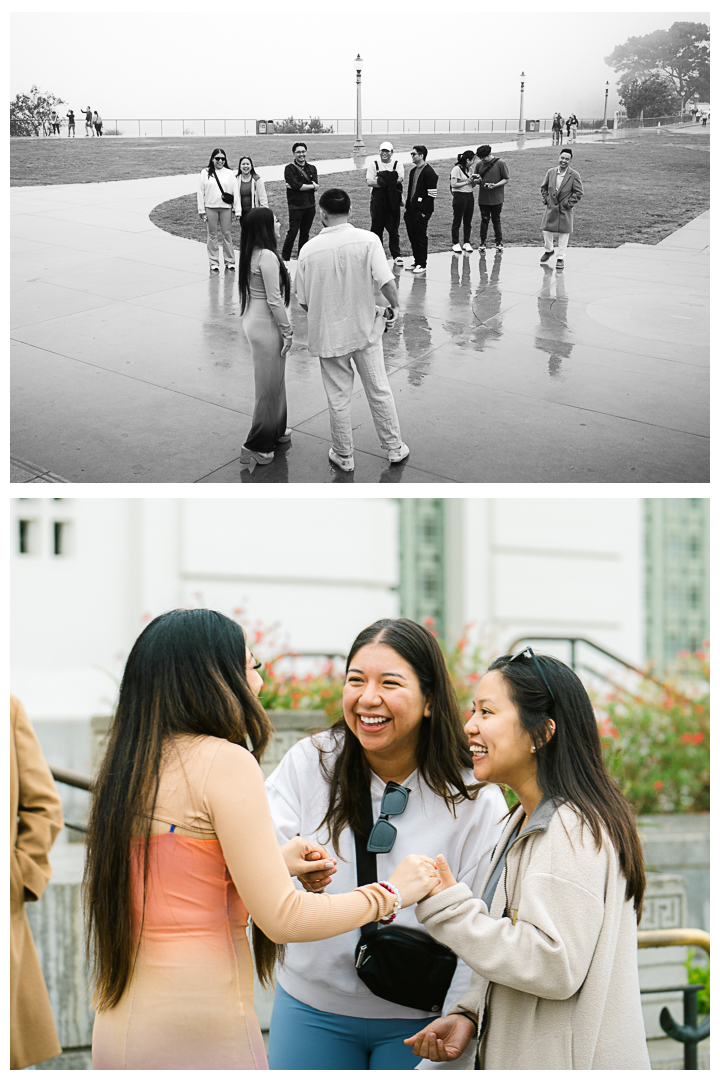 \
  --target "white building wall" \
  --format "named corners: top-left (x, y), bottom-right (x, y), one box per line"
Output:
top-left (11, 497), bottom-right (644, 723)
top-left (457, 498), bottom-right (645, 665)
top-left (10, 497), bottom-right (400, 721)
